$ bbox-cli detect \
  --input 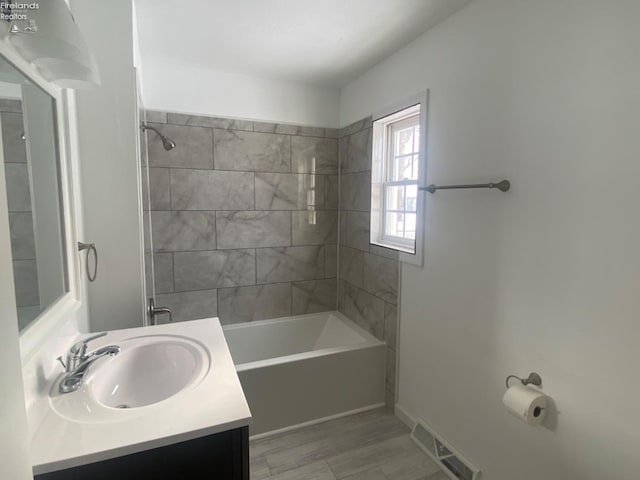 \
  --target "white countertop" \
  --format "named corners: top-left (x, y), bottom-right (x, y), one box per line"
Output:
top-left (28, 318), bottom-right (252, 475)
